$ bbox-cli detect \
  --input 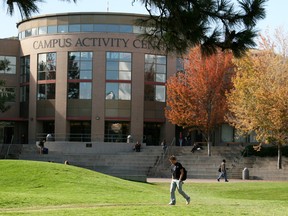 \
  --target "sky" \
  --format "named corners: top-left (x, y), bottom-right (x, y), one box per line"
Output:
top-left (0, 0), bottom-right (287, 39)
